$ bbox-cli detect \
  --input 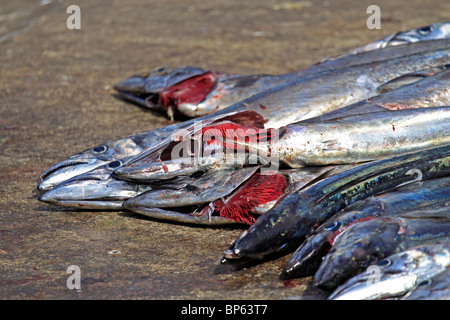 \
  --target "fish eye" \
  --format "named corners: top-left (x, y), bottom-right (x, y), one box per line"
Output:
top-left (324, 221), bottom-right (340, 231)
top-left (107, 160), bottom-right (122, 169)
top-left (418, 25), bottom-right (432, 35)
top-left (416, 279), bottom-right (432, 287)
top-left (377, 258), bottom-right (391, 267)
top-left (93, 145), bottom-right (108, 154)
top-left (190, 171), bottom-right (206, 179)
